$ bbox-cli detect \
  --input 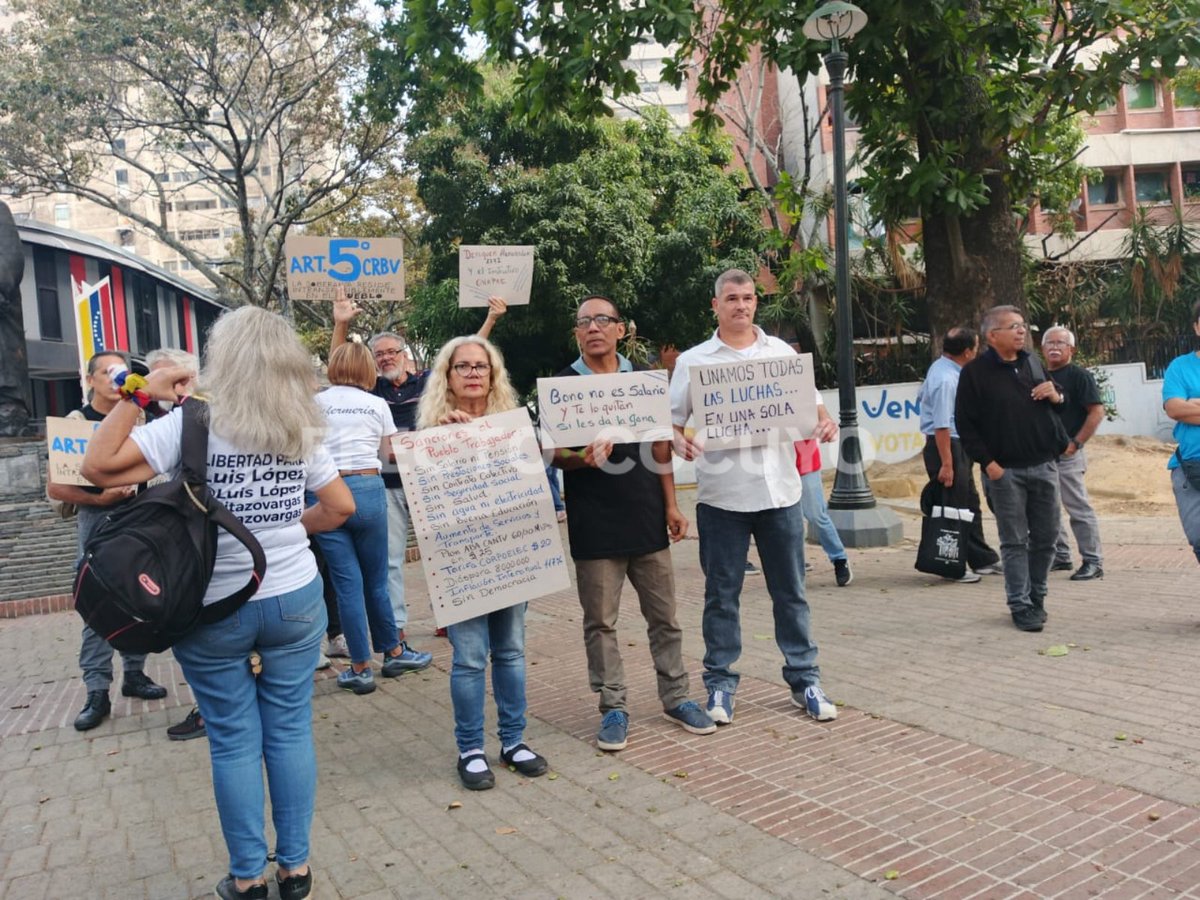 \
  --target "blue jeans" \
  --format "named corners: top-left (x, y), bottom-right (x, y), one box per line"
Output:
top-left (173, 577), bottom-right (326, 878)
top-left (696, 501), bottom-right (820, 695)
top-left (312, 476), bottom-right (399, 663)
top-left (76, 505), bottom-right (146, 690)
top-left (983, 462), bottom-right (1060, 610)
top-left (446, 604), bottom-right (528, 753)
top-left (800, 471), bottom-right (846, 563)
top-left (386, 485), bottom-right (409, 632)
